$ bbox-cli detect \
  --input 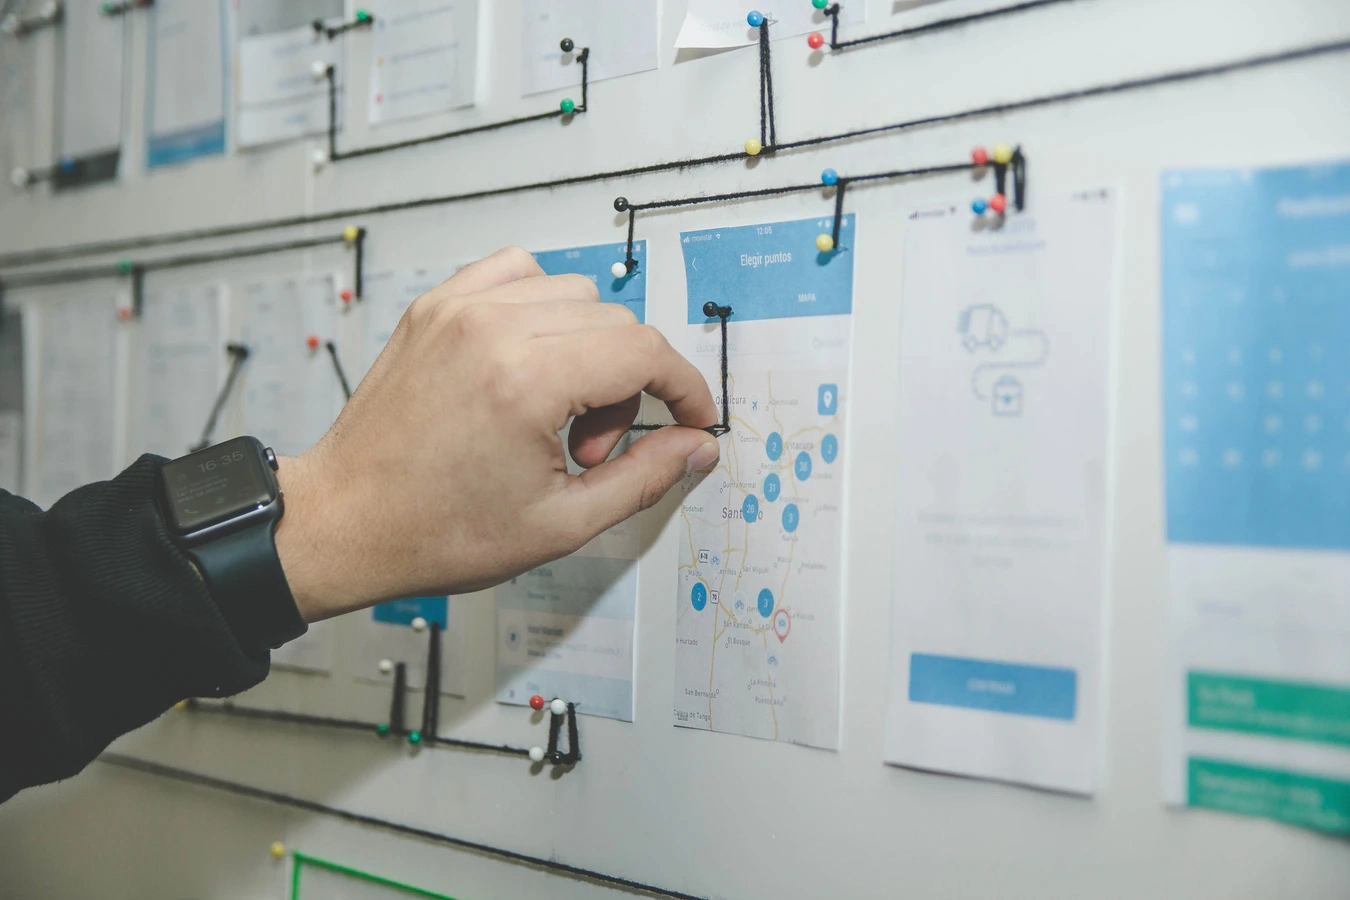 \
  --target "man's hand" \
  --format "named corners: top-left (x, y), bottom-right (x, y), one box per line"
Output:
top-left (274, 247), bottom-right (720, 622)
